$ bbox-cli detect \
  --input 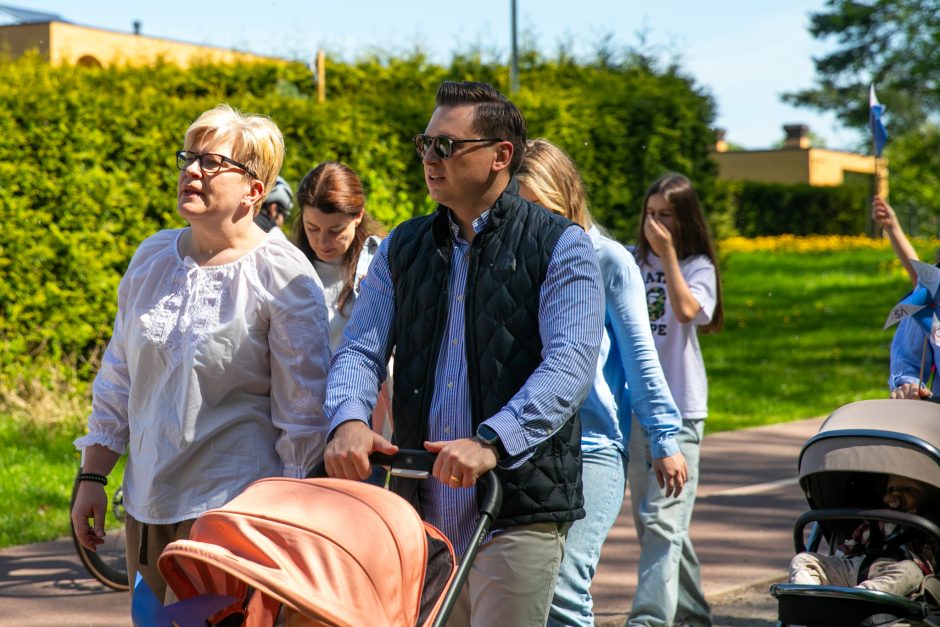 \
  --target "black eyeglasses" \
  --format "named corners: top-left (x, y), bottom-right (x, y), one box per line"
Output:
top-left (413, 134), bottom-right (505, 160)
top-left (176, 150), bottom-right (258, 179)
